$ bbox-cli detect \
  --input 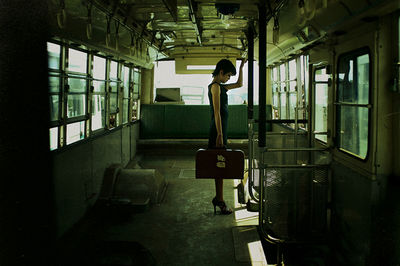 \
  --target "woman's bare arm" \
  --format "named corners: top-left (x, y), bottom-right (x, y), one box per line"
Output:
top-left (225, 59), bottom-right (246, 90)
